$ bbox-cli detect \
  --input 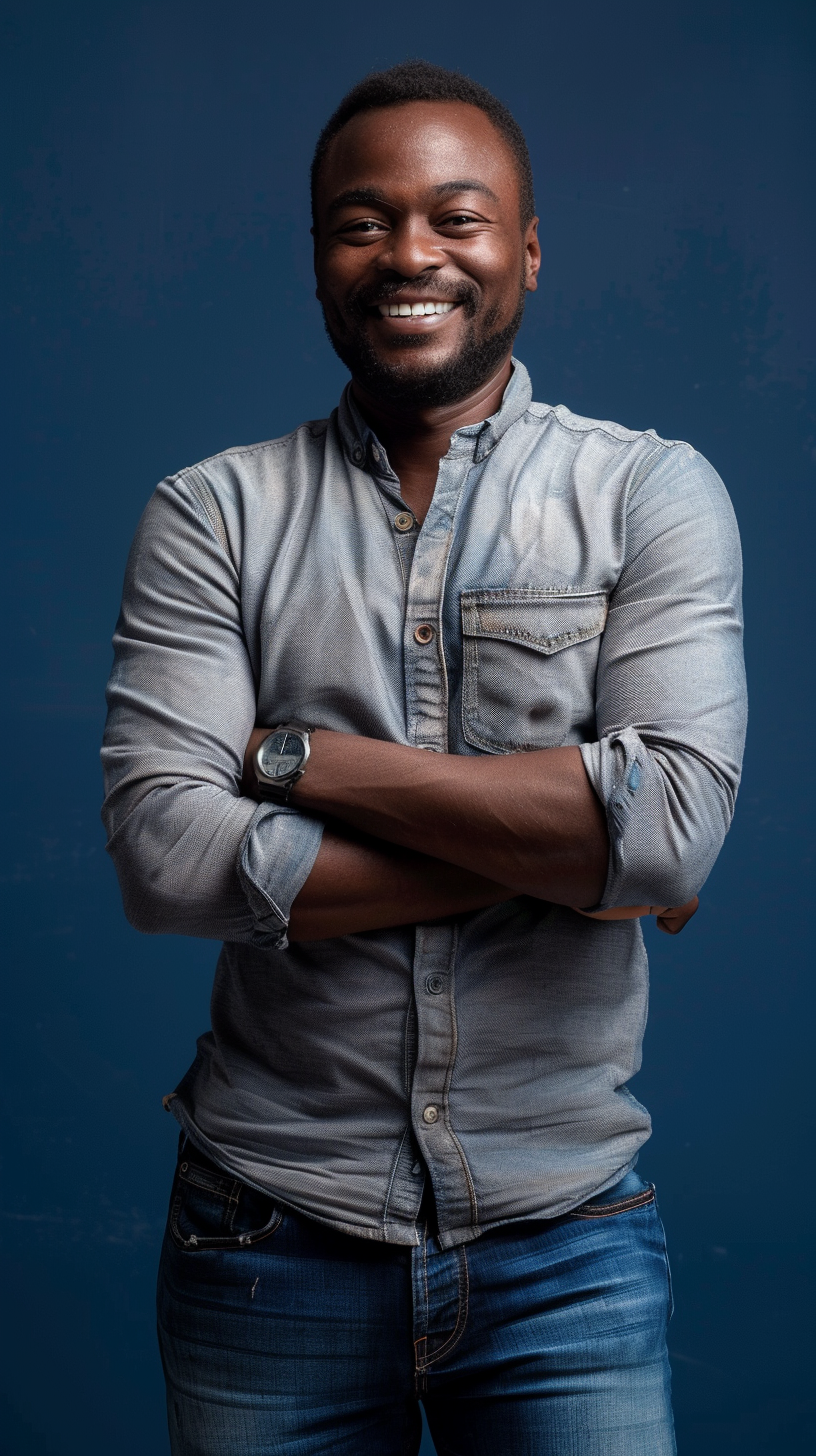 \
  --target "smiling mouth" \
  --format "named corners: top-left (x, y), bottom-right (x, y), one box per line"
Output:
top-left (375, 301), bottom-right (457, 318)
